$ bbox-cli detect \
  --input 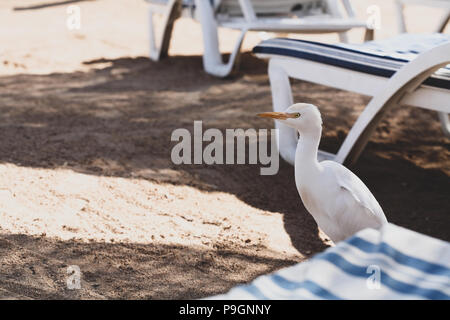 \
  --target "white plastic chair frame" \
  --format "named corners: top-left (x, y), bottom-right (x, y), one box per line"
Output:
top-left (265, 42), bottom-right (450, 166)
top-left (395, 0), bottom-right (450, 33)
top-left (147, 0), bottom-right (371, 77)
top-left (395, 0), bottom-right (450, 138)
